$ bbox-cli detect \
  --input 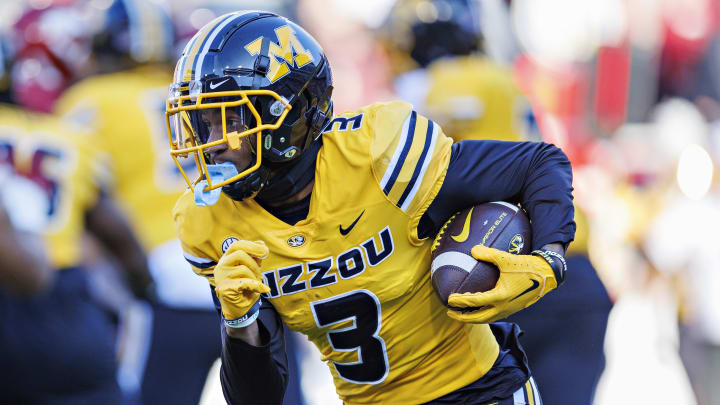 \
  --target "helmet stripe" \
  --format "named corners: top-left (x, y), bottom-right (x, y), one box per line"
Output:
top-left (179, 13), bottom-right (234, 82)
top-left (176, 25), bottom-right (211, 82)
top-left (193, 12), bottom-right (246, 81)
